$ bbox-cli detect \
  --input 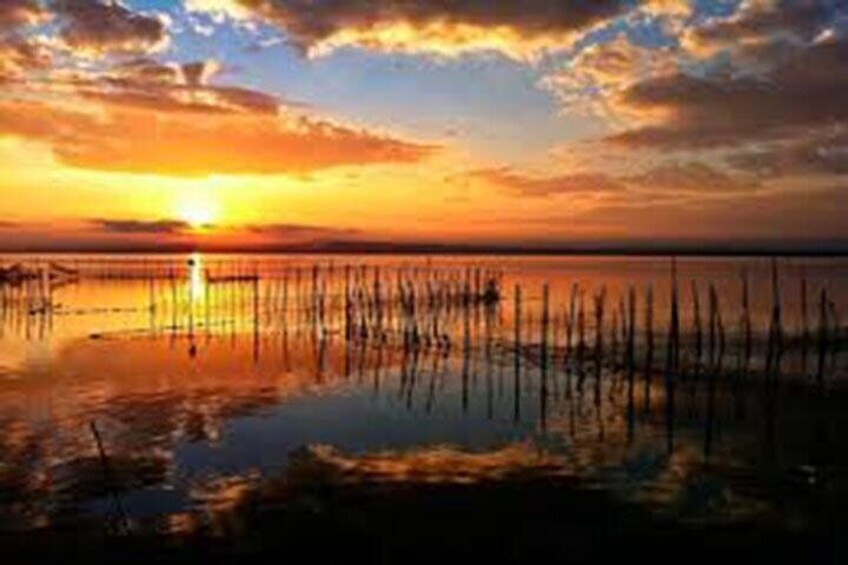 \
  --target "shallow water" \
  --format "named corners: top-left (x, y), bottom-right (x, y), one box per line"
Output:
top-left (0, 254), bottom-right (846, 544)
